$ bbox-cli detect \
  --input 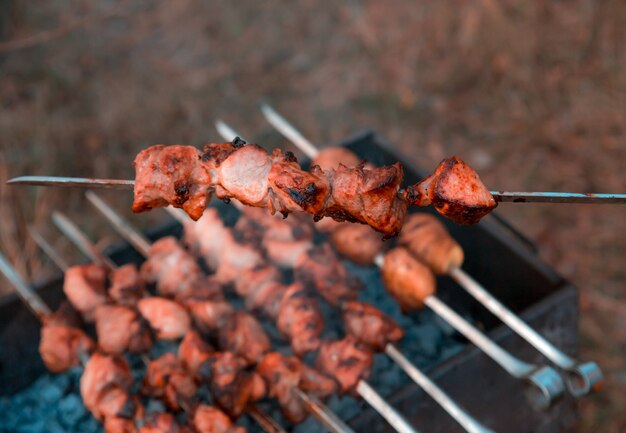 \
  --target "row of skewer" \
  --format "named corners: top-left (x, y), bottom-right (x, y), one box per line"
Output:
top-left (0, 107), bottom-right (602, 433)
